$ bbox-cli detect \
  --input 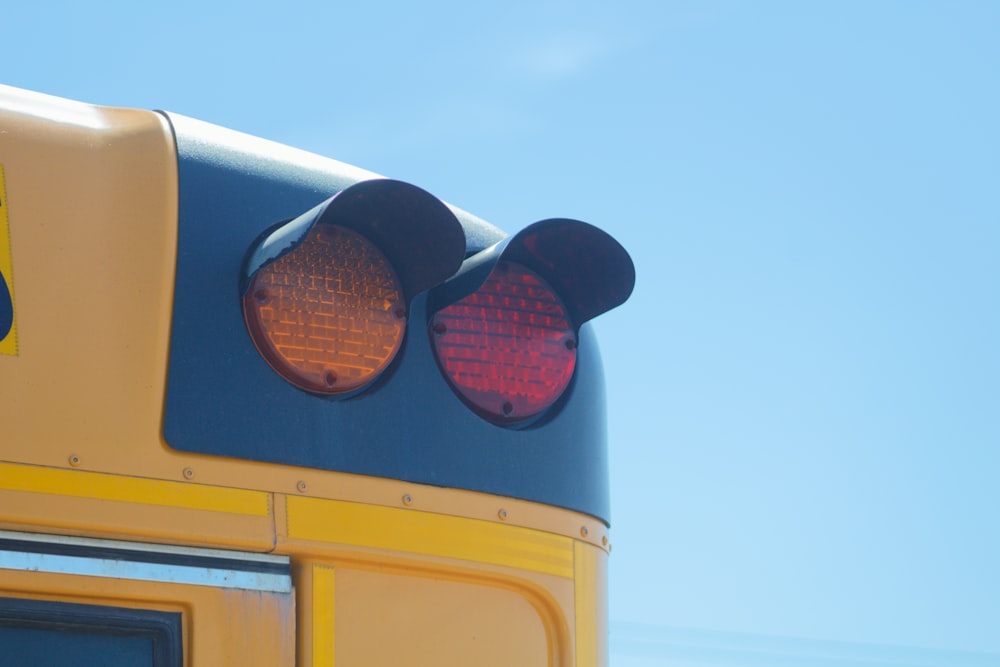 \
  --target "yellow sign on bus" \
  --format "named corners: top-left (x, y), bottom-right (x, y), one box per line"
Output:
top-left (0, 164), bottom-right (17, 356)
